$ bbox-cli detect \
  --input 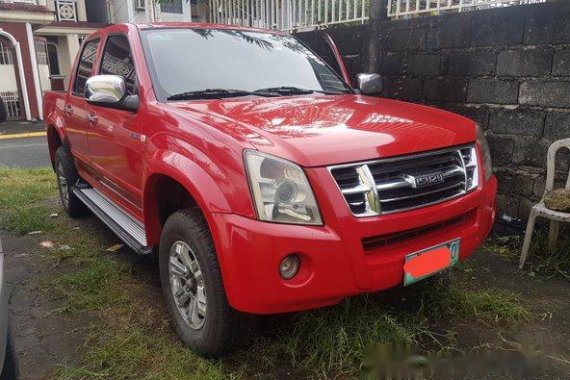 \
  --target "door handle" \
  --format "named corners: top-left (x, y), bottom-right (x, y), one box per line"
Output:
top-left (87, 112), bottom-right (98, 125)
top-left (64, 104), bottom-right (73, 116)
